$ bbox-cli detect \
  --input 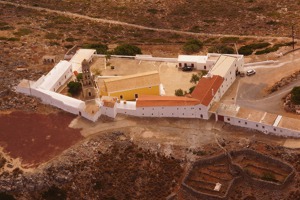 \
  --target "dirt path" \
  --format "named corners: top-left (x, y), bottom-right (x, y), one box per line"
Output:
top-left (0, 0), bottom-right (292, 40)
